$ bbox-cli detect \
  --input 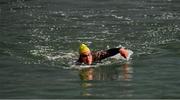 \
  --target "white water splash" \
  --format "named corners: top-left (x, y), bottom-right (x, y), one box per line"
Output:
top-left (110, 49), bottom-right (134, 61)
